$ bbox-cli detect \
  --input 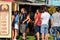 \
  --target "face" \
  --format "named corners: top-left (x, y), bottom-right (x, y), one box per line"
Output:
top-left (21, 8), bottom-right (25, 14)
top-left (36, 10), bottom-right (39, 13)
top-left (14, 12), bottom-right (17, 16)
